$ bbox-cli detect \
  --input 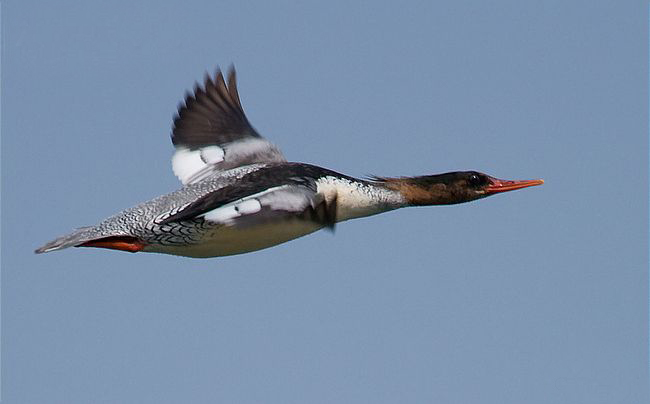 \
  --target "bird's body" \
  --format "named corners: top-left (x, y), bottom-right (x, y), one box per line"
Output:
top-left (36, 67), bottom-right (542, 258)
